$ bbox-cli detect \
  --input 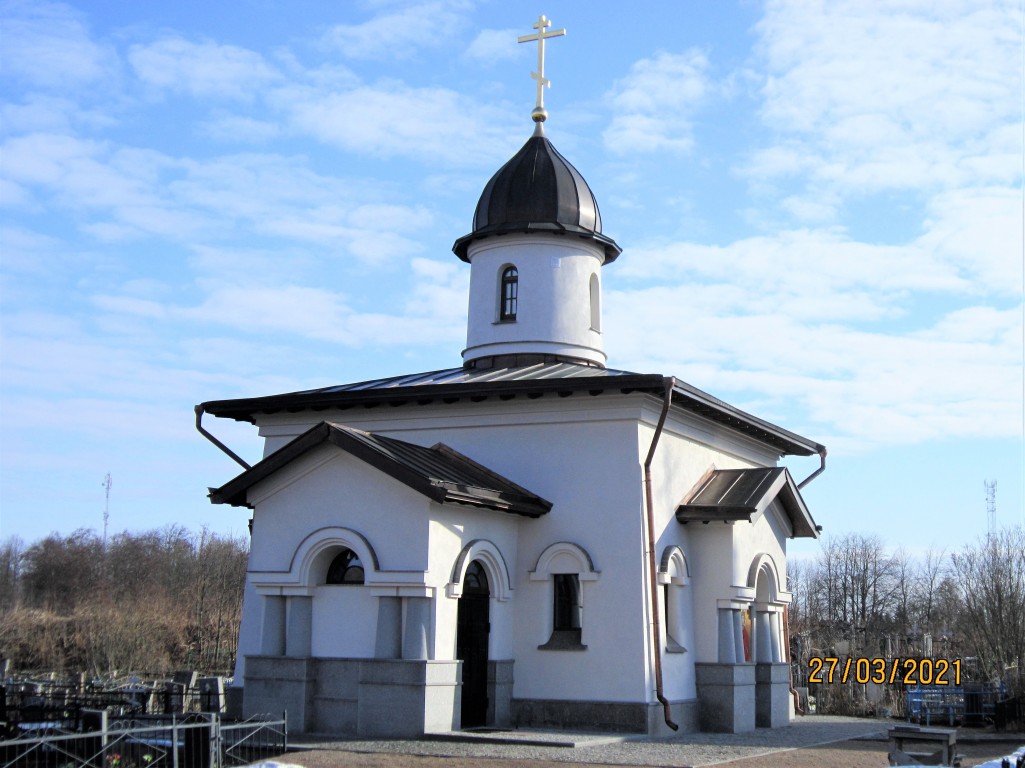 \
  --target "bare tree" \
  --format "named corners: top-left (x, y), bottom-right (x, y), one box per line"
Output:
top-left (0, 537), bottom-right (24, 611)
top-left (950, 526), bottom-right (1025, 693)
top-left (0, 526), bottom-right (248, 676)
top-left (917, 548), bottom-right (946, 625)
